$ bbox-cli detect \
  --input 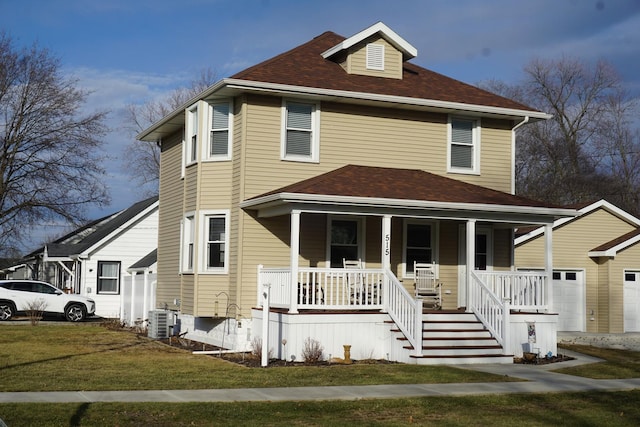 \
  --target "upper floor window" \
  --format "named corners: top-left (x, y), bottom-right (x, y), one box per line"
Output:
top-left (208, 101), bottom-right (232, 161)
top-left (281, 100), bottom-right (320, 162)
top-left (97, 261), bottom-right (121, 294)
top-left (181, 214), bottom-right (195, 273)
top-left (186, 104), bottom-right (199, 165)
top-left (448, 117), bottom-right (480, 174)
top-left (366, 43), bottom-right (385, 70)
